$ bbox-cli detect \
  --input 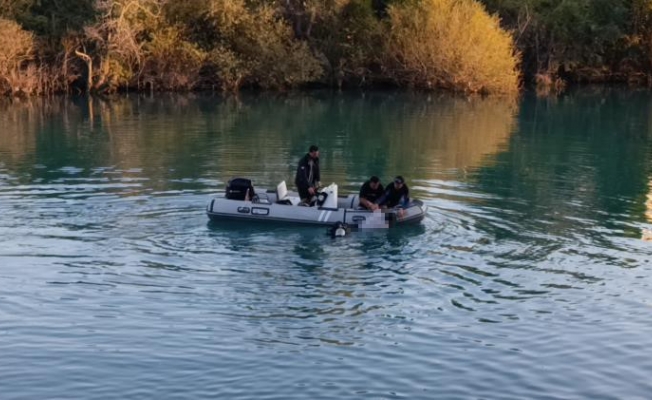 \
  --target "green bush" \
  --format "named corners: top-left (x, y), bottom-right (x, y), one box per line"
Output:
top-left (194, 0), bottom-right (322, 91)
top-left (309, 0), bottom-right (384, 88)
top-left (247, 5), bottom-right (323, 90)
top-left (142, 26), bottom-right (206, 91)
